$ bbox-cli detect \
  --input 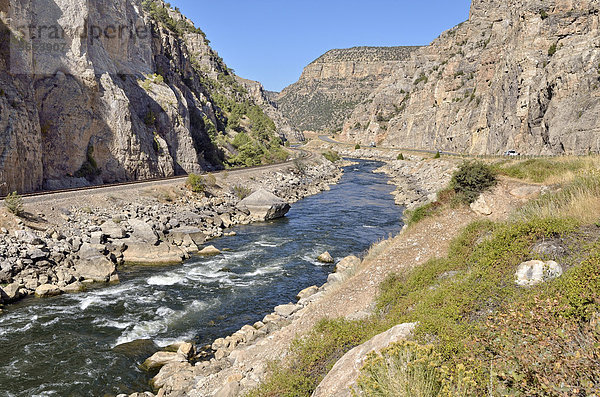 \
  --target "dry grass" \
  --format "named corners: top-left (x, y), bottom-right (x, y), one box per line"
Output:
top-left (515, 172), bottom-right (600, 224)
top-left (493, 156), bottom-right (600, 185)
